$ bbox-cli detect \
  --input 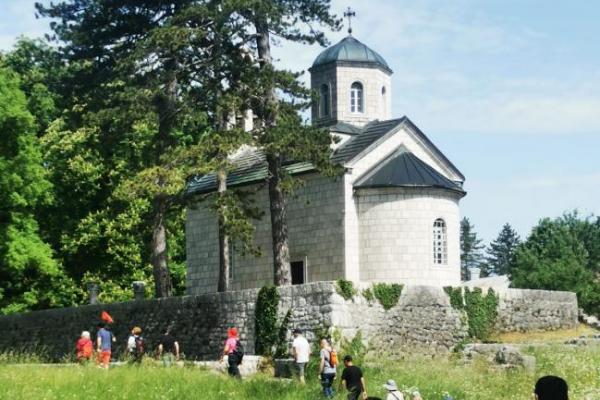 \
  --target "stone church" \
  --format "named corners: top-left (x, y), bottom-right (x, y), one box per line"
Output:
top-left (186, 34), bottom-right (466, 295)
